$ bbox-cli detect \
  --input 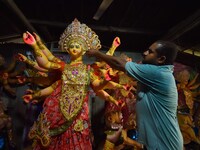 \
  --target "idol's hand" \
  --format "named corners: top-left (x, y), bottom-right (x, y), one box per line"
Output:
top-left (22, 89), bottom-right (34, 103)
top-left (25, 89), bottom-right (34, 94)
top-left (16, 76), bottom-right (27, 84)
top-left (2, 73), bottom-right (8, 80)
top-left (22, 93), bottom-right (39, 104)
top-left (22, 94), bottom-right (33, 103)
top-left (23, 31), bottom-right (36, 45)
top-left (112, 37), bottom-right (121, 48)
top-left (33, 32), bottom-right (41, 42)
top-left (37, 71), bottom-right (48, 77)
top-left (17, 53), bottom-right (27, 62)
